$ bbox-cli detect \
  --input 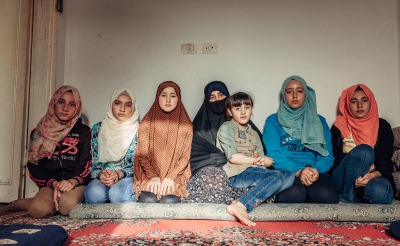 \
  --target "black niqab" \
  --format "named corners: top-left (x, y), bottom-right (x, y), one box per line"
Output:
top-left (190, 81), bottom-right (264, 175)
